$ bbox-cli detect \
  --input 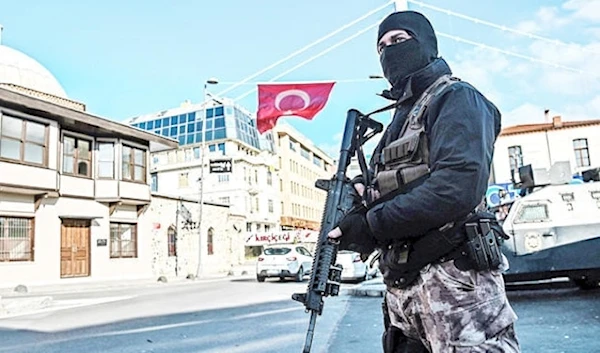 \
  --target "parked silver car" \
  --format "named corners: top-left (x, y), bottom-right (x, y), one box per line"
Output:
top-left (336, 250), bottom-right (380, 282)
top-left (256, 244), bottom-right (313, 282)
